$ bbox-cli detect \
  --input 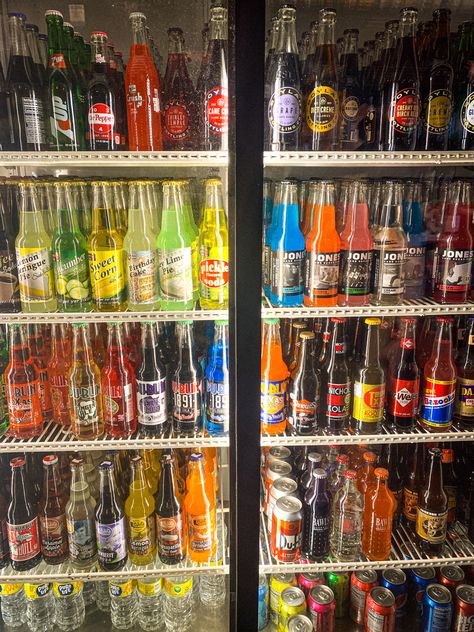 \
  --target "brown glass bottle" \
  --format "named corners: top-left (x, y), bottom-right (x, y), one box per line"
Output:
top-left (380, 443), bottom-right (404, 524)
top-left (154, 454), bottom-right (186, 564)
top-left (287, 321), bottom-right (308, 372)
top-left (402, 442), bottom-right (426, 528)
top-left (340, 29), bottom-right (362, 150)
top-left (441, 445), bottom-right (458, 525)
top-left (95, 460), bottom-right (127, 571)
top-left (38, 454), bottom-right (68, 565)
top-left (416, 448), bottom-right (448, 554)
top-left (320, 318), bottom-right (351, 433)
top-left (288, 331), bottom-right (319, 435)
top-left (454, 316), bottom-right (474, 429)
